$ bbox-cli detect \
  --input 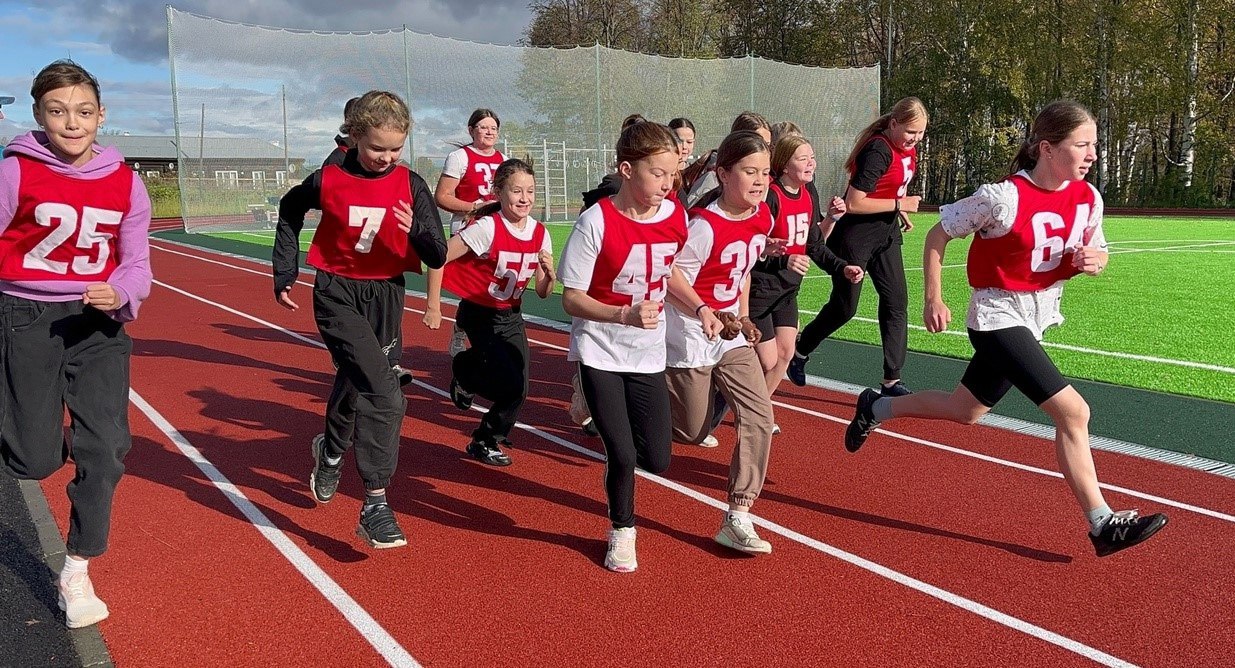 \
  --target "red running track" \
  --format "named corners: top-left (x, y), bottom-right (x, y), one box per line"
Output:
top-left (35, 237), bottom-right (1235, 667)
